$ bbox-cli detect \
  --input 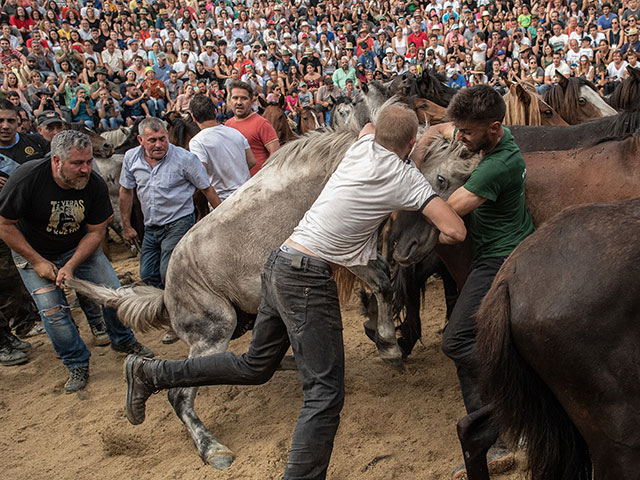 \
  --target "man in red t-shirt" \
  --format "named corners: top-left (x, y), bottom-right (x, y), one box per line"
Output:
top-left (225, 80), bottom-right (279, 176)
top-left (407, 22), bottom-right (428, 49)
